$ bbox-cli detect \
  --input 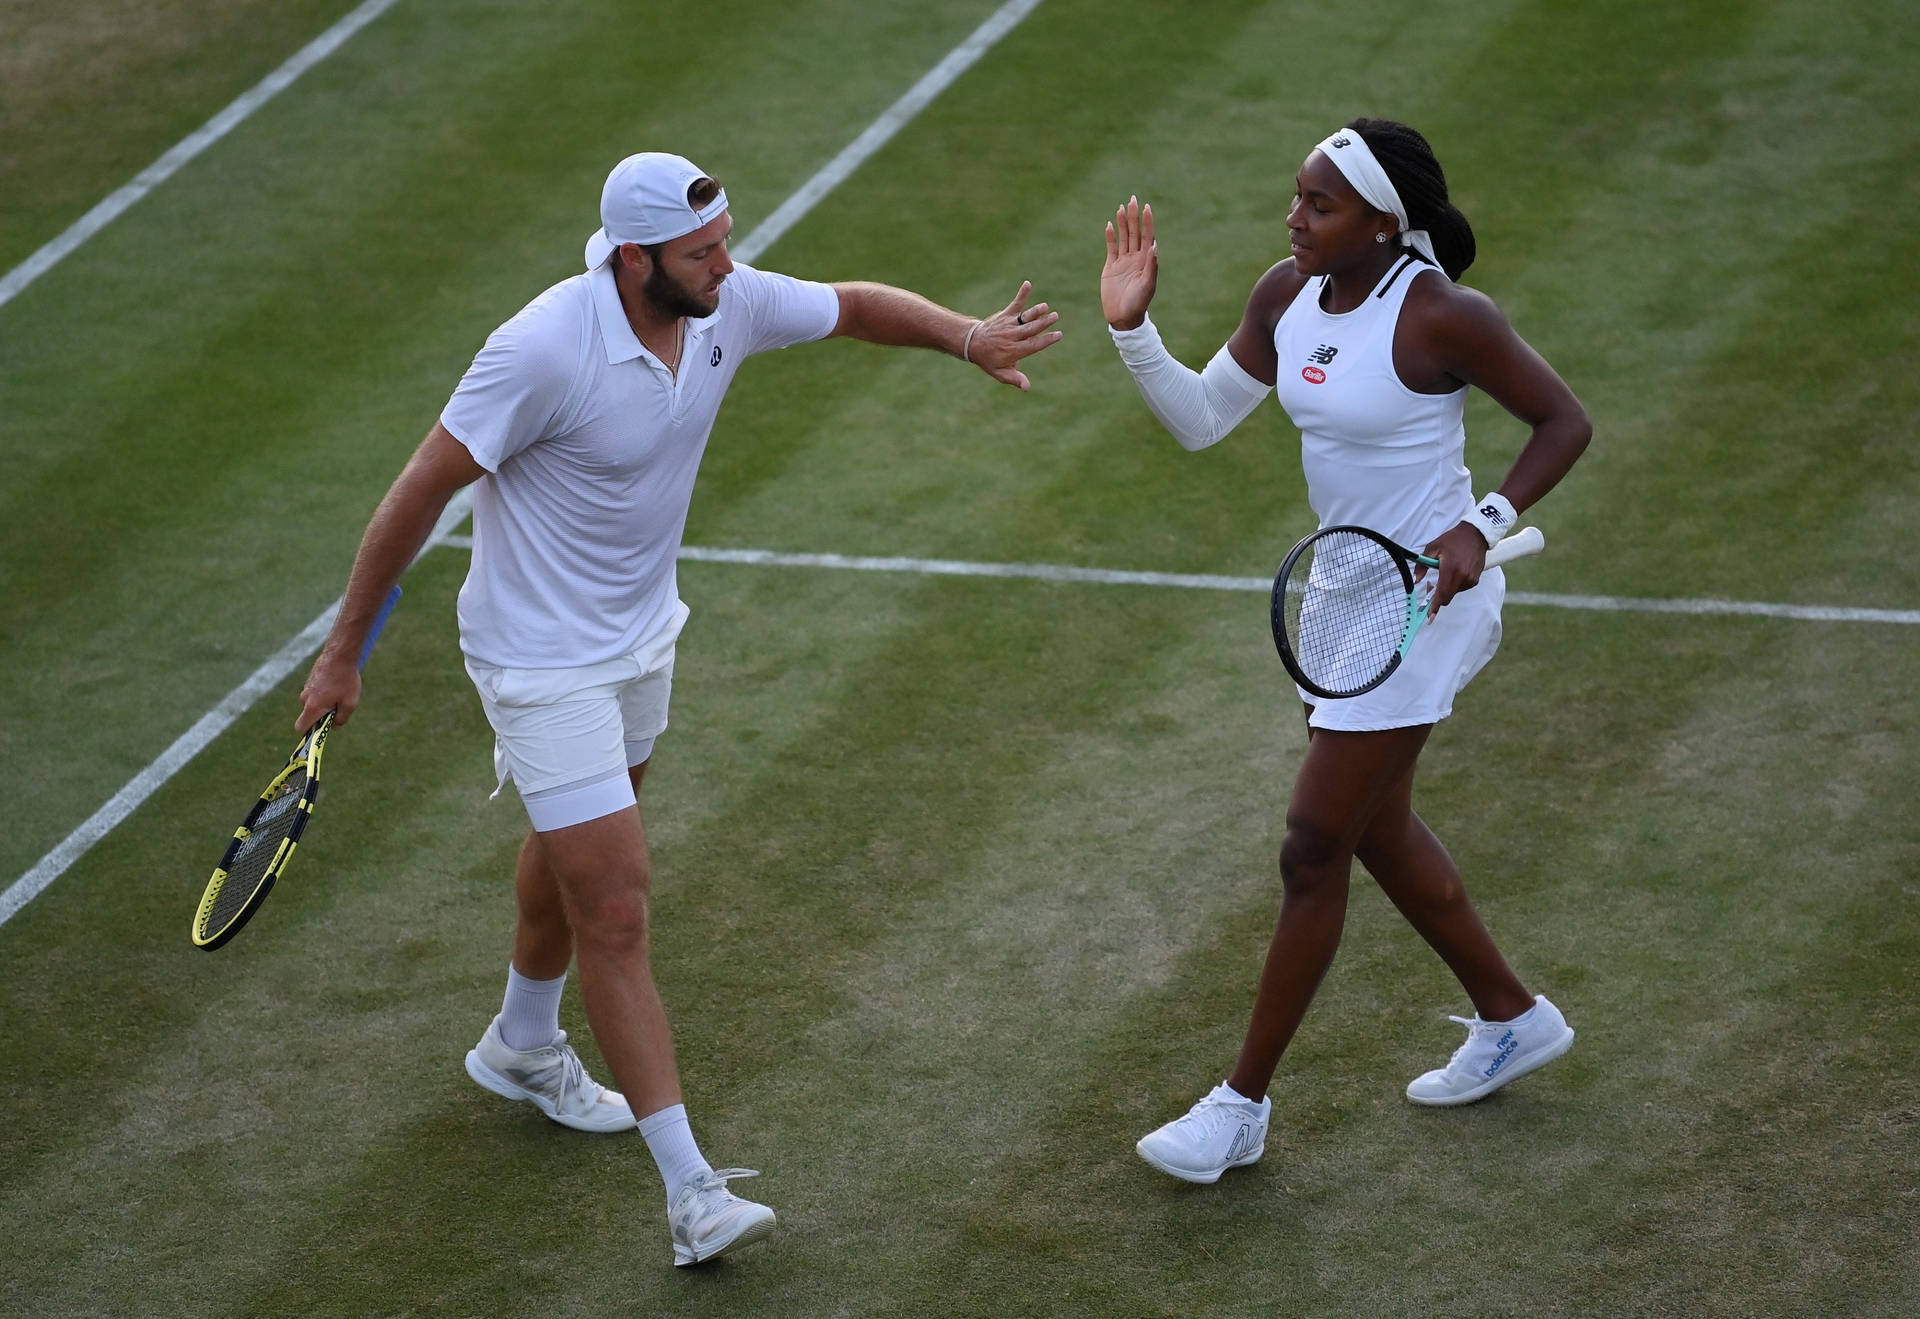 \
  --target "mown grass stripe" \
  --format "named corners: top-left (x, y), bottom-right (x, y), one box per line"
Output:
top-left (734, 0), bottom-right (1048, 265)
top-left (0, 496), bottom-right (471, 928)
top-left (0, 0), bottom-right (404, 311)
top-left (0, 0), bottom-right (1051, 925)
